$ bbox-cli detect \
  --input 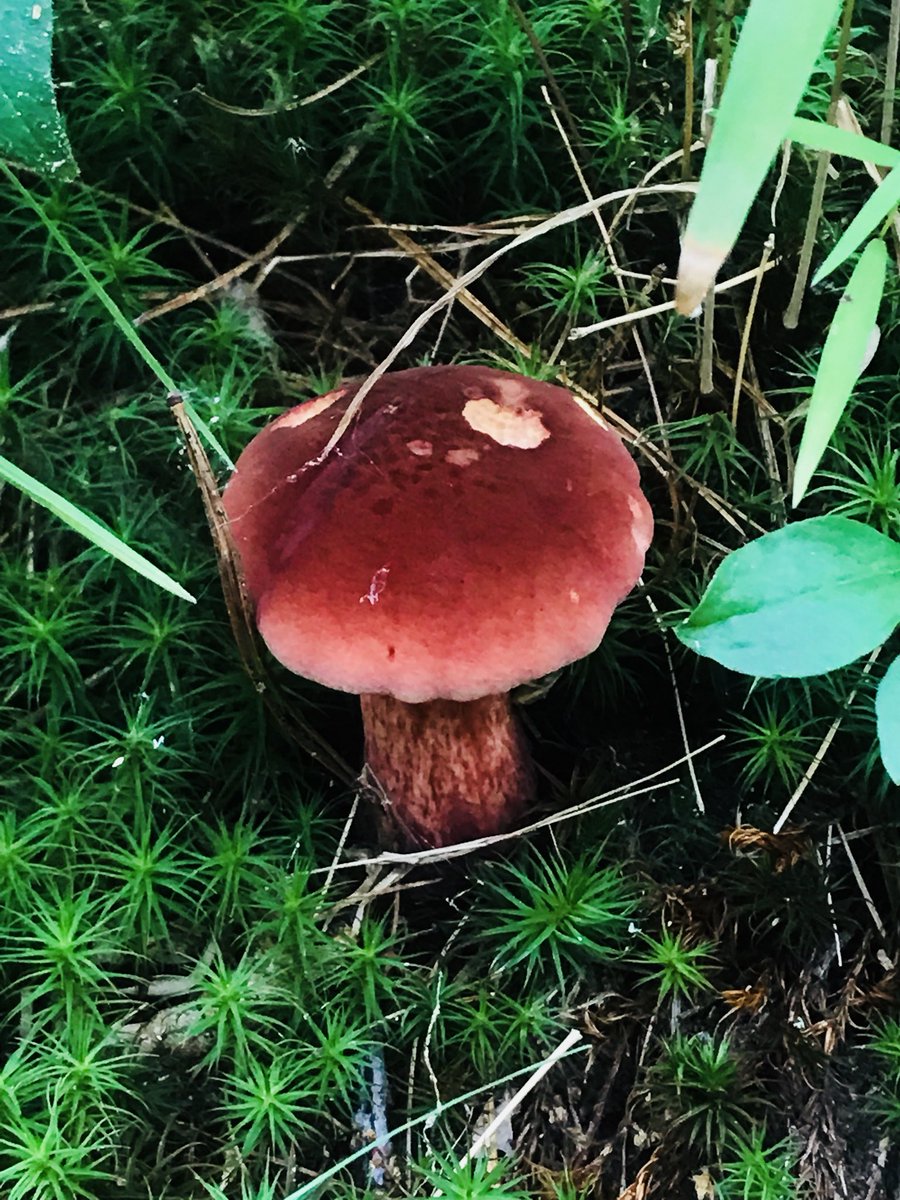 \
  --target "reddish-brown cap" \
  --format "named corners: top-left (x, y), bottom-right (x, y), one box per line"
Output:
top-left (223, 365), bottom-right (652, 703)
